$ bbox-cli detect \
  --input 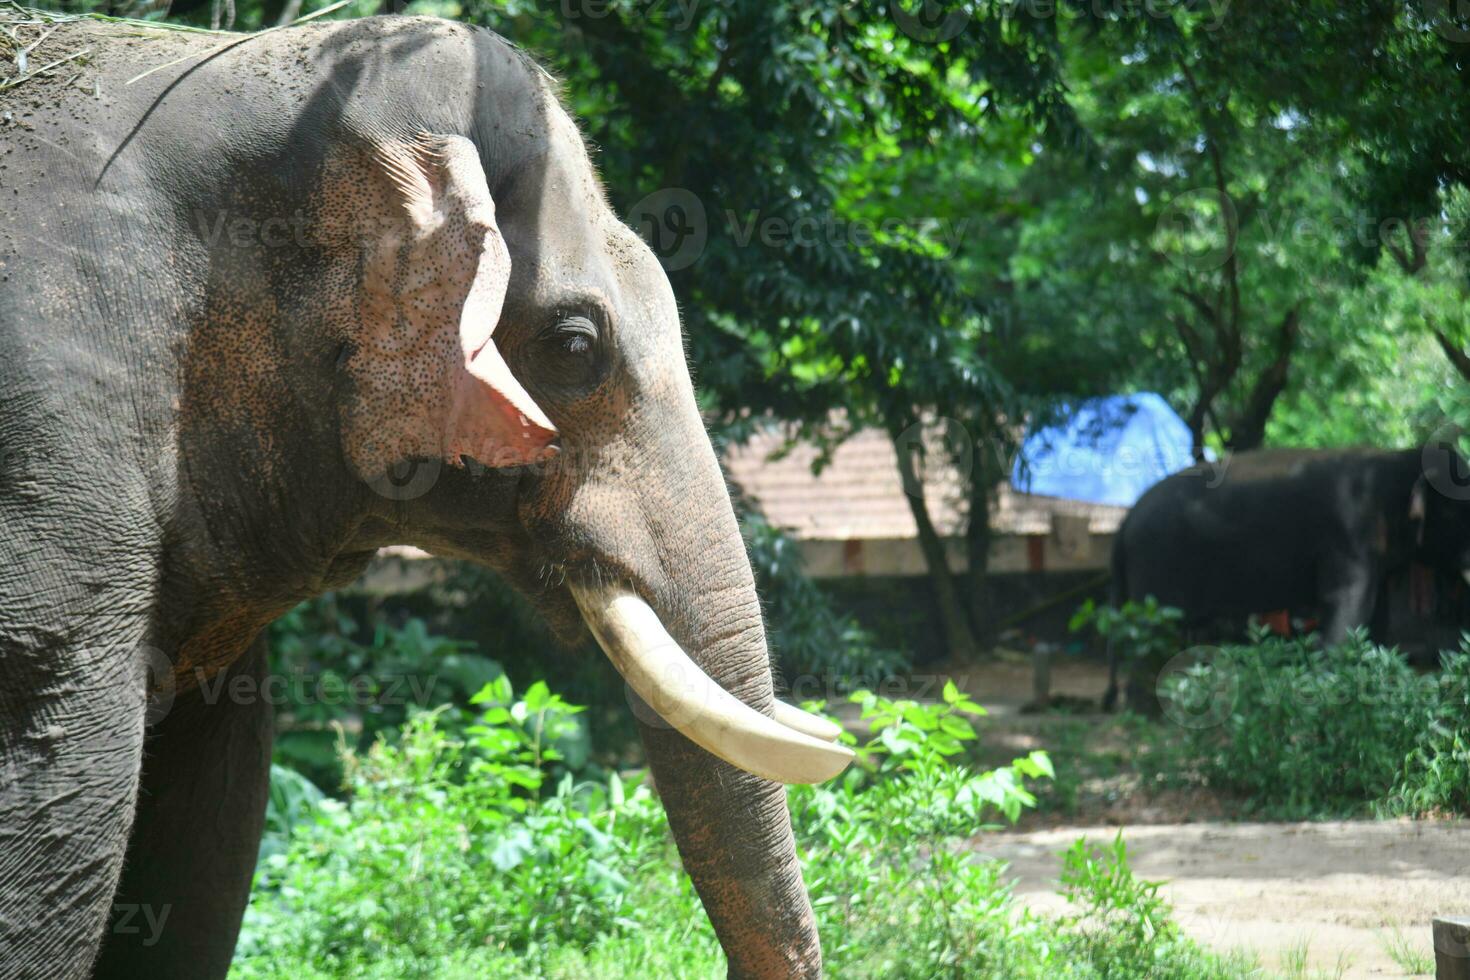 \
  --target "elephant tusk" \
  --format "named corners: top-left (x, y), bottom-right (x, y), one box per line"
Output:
top-left (772, 700), bottom-right (844, 742)
top-left (570, 582), bottom-right (854, 785)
